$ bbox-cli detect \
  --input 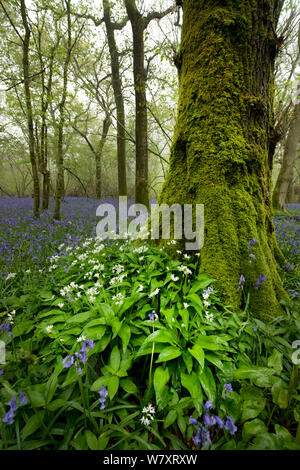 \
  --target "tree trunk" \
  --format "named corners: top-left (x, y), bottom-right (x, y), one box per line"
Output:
top-left (20, 0), bottom-right (40, 217)
top-left (158, 0), bottom-right (288, 319)
top-left (273, 96), bottom-right (300, 209)
top-left (103, 0), bottom-right (127, 197)
top-left (95, 114), bottom-right (111, 198)
top-left (124, 0), bottom-right (149, 207)
top-left (54, 0), bottom-right (72, 221)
